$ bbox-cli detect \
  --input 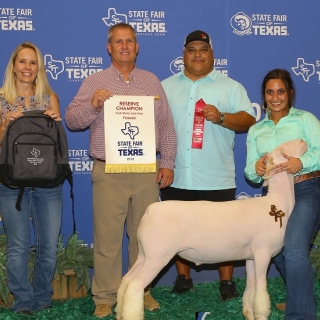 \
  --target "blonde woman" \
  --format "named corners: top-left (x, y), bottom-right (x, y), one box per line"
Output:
top-left (0, 42), bottom-right (62, 315)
